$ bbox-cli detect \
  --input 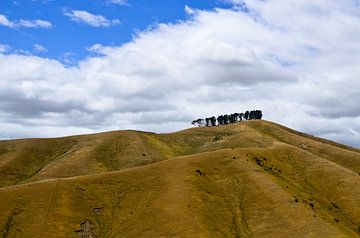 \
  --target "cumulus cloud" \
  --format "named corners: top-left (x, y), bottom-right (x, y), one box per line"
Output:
top-left (185, 5), bottom-right (196, 15)
top-left (64, 10), bottom-right (120, 27)
top-left (0, 14), bottom-right (52, 28)
top-left (0, 0), bottom-right (359, 148)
